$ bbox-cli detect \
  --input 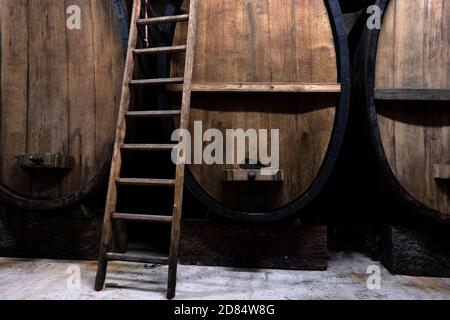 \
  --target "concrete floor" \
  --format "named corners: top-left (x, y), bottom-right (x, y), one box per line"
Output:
top-left (0, 252), bottom-right (449, 300)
